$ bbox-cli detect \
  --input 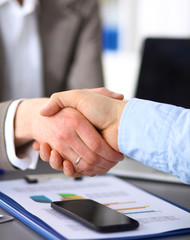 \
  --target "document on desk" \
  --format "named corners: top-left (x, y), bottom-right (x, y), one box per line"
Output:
top-left (0, 175), bottom-right (190, 240)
